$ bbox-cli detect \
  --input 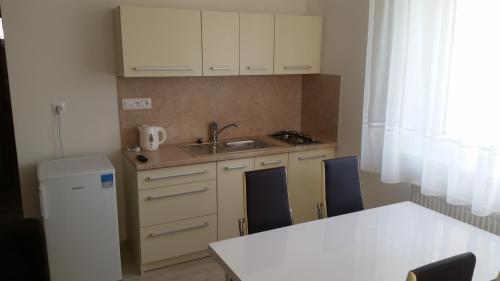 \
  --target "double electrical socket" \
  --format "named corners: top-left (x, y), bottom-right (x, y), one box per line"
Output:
top-left (122, 98), bottom-right (152, 110)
